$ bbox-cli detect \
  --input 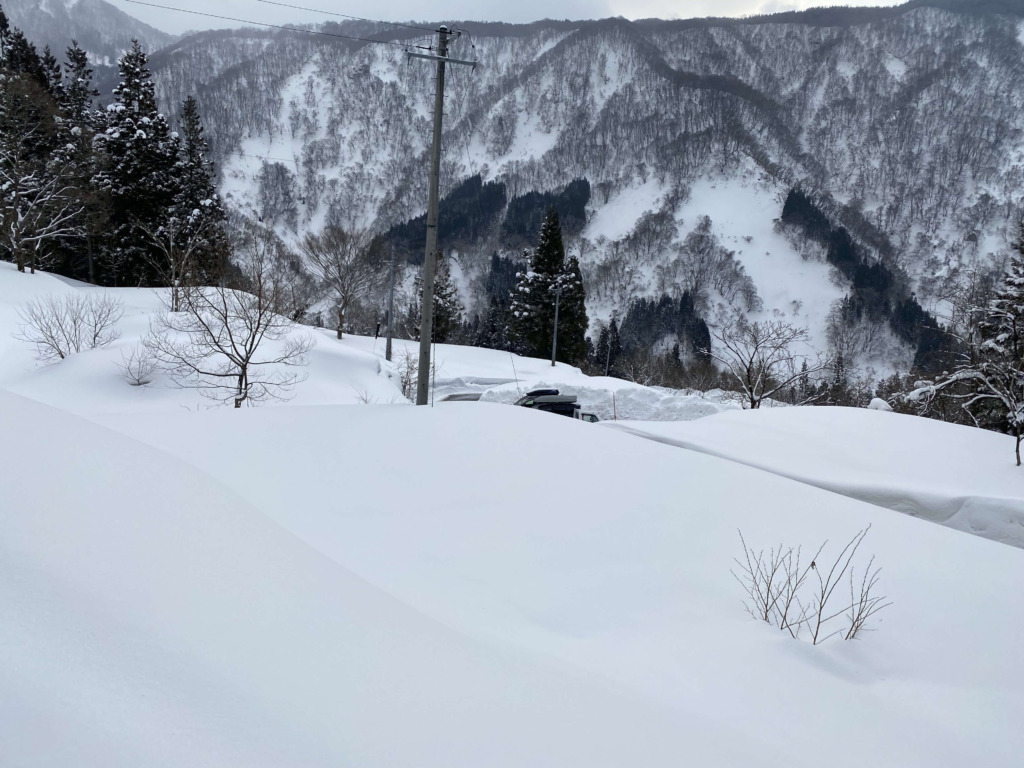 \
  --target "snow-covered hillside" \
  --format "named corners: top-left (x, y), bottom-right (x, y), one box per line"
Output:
top-left (136, 4), bottom-right (1024, 355)
top-left (2, 261), bottom-right (1024, 766)
top-left (3, 0), bottom-right (171, 75)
